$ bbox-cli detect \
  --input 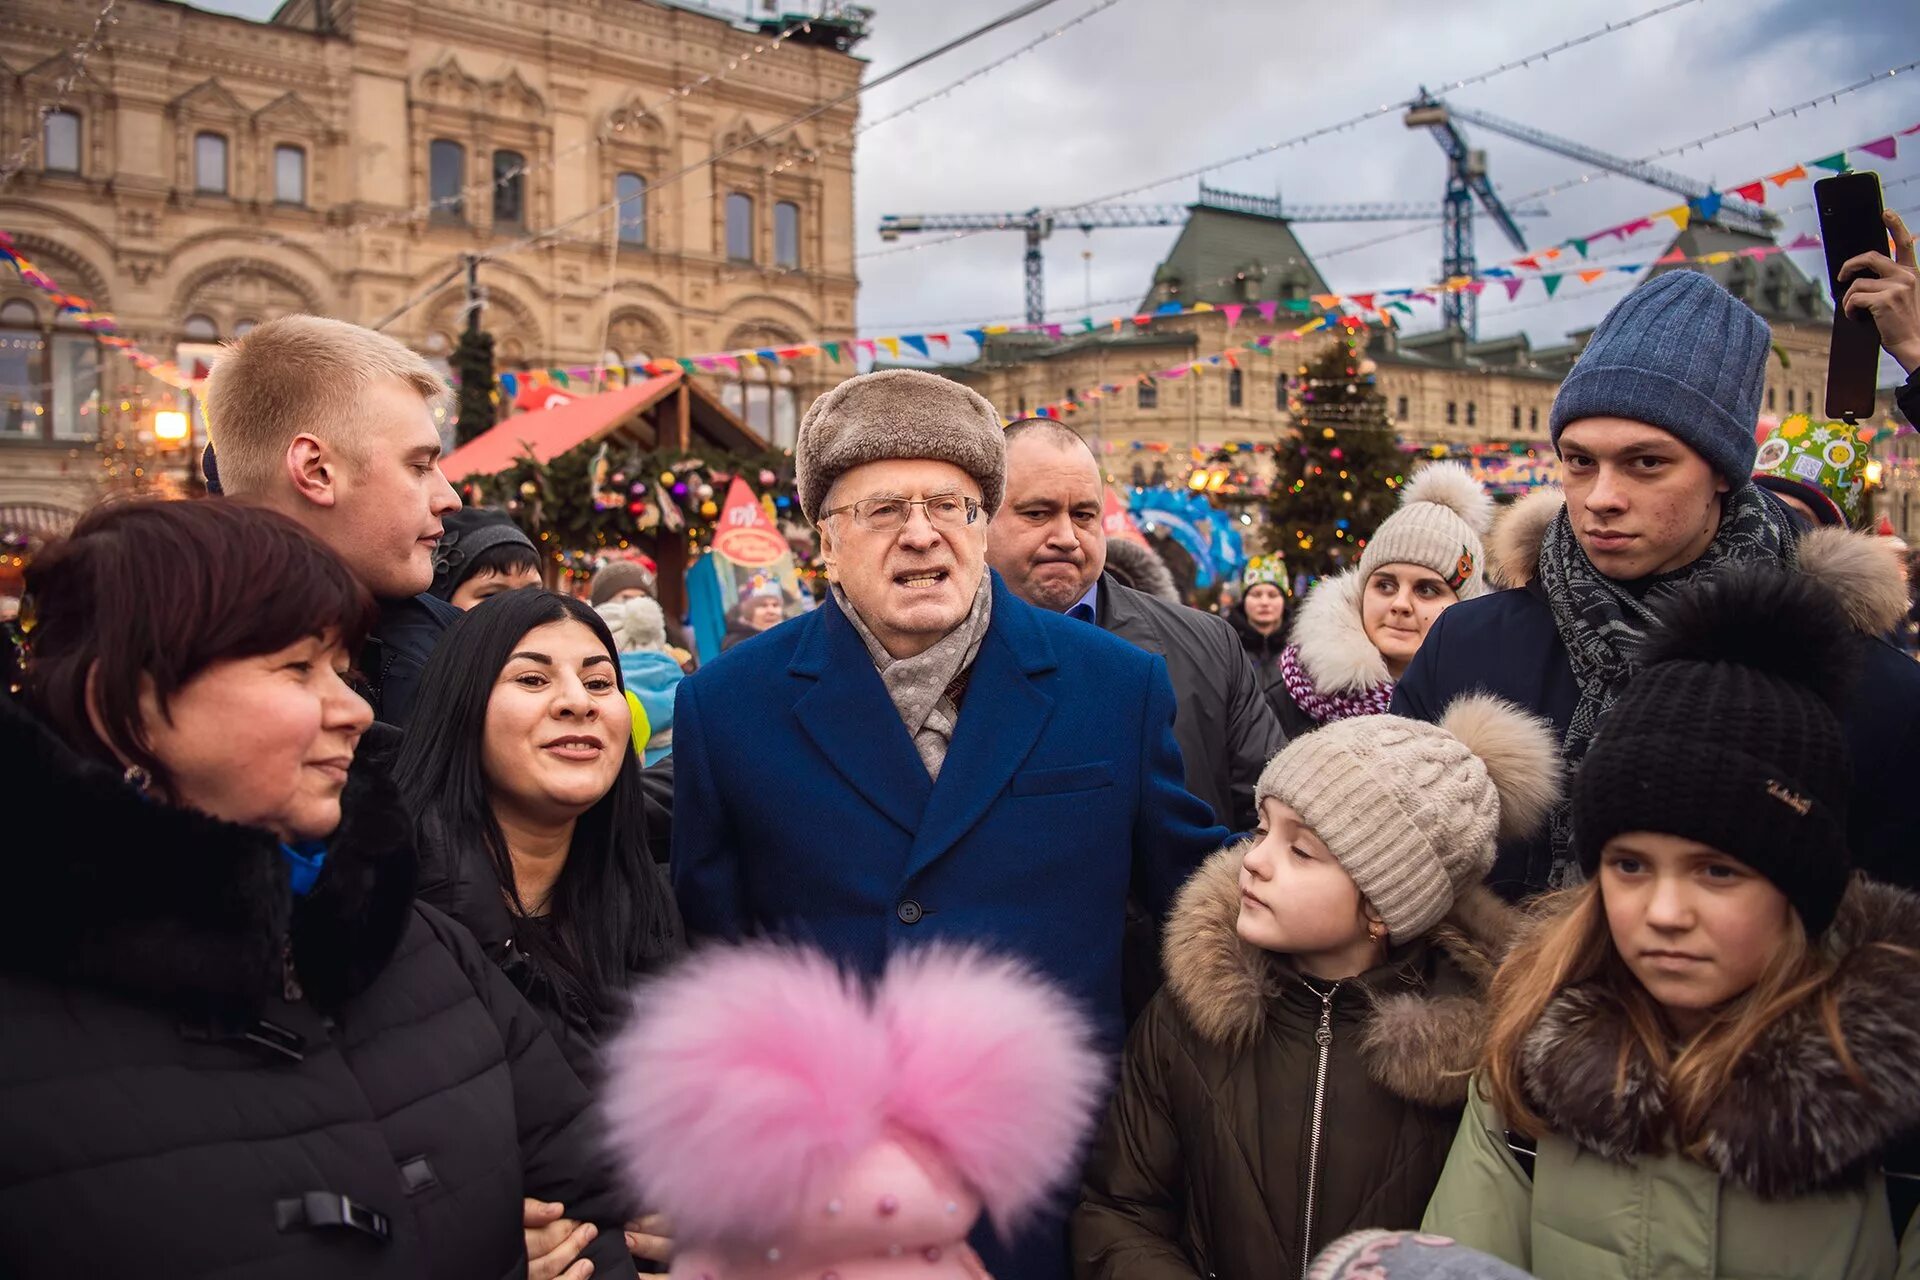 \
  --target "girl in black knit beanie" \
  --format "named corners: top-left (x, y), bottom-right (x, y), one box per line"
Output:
top-left (1424, 563), bottom-right (1920, 1278)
